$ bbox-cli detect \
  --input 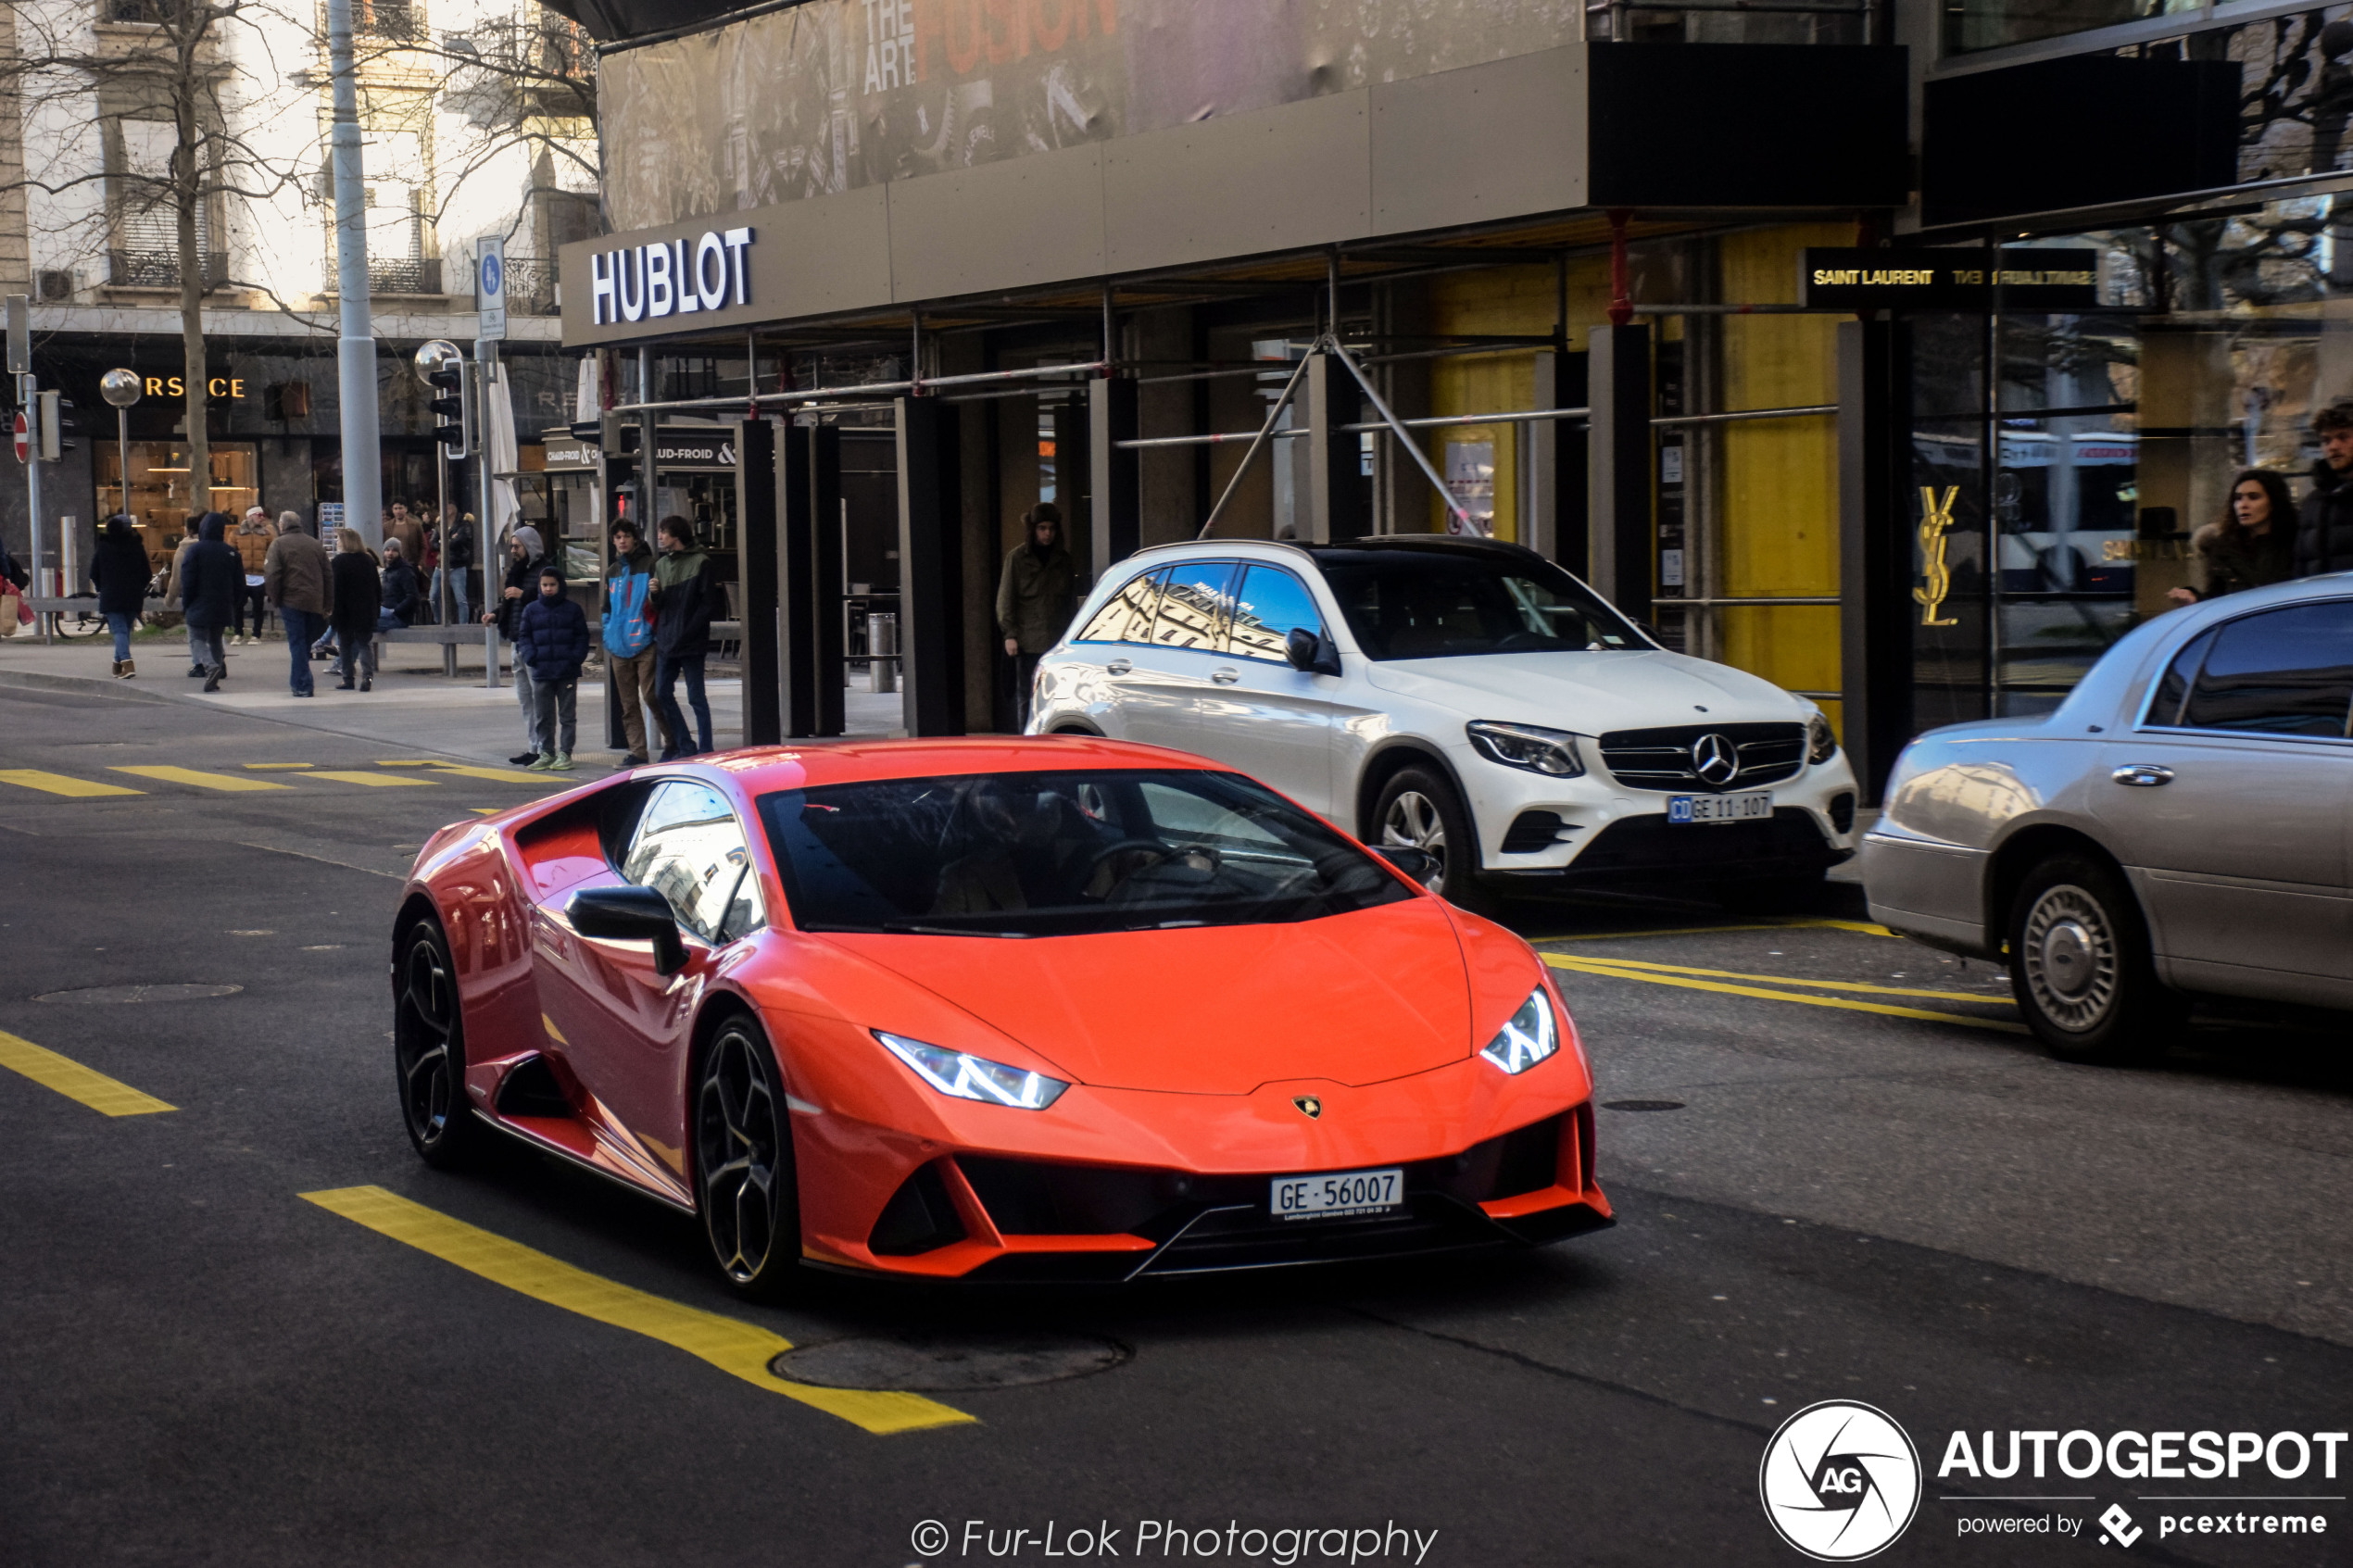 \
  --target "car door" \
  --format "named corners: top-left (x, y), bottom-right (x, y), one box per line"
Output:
top-left (1193, 562), bottom-right (1340, 814)
top-left (1113, 559), bottom-right (1241, 756)
top-left (2094, 598), bottom-right (2353, 994)
top-left (535, 778), bottom-right (768, 1174)
top-left (1063, 566), bottom-right (1167, 739)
